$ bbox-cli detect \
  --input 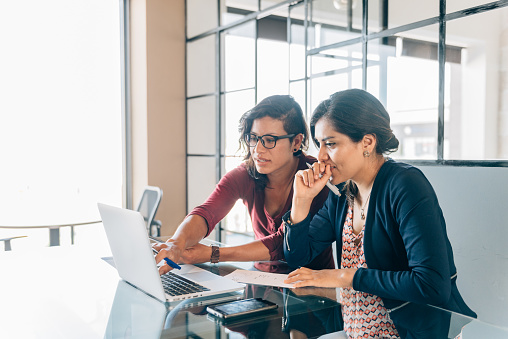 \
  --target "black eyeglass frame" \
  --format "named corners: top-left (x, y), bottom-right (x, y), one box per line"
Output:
top-left (244, 133), bottom-right (296, 149)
